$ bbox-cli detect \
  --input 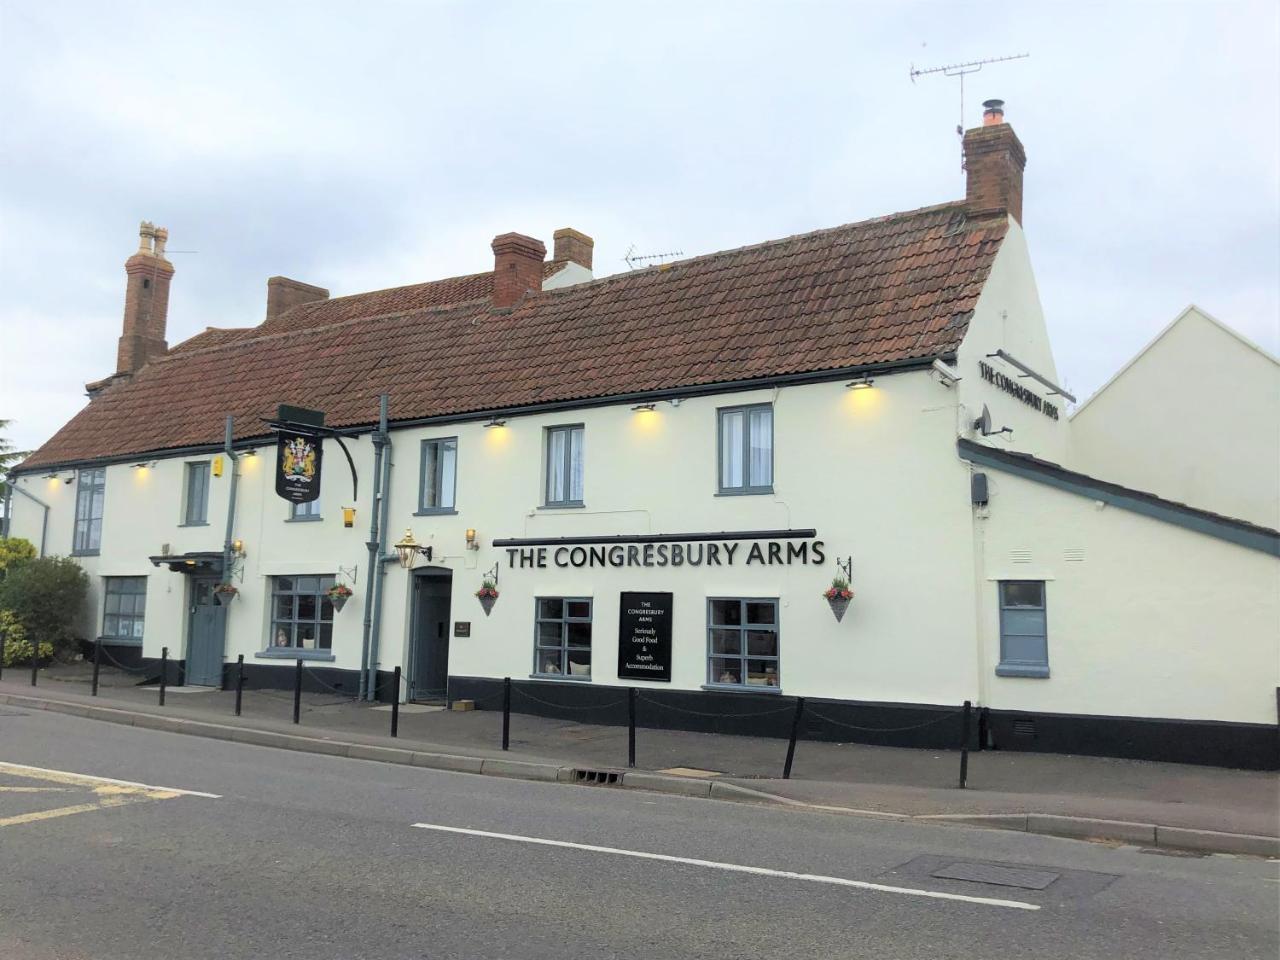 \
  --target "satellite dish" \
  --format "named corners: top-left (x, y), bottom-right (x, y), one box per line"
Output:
top-left (974, 404), bottom-right (993, 435)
